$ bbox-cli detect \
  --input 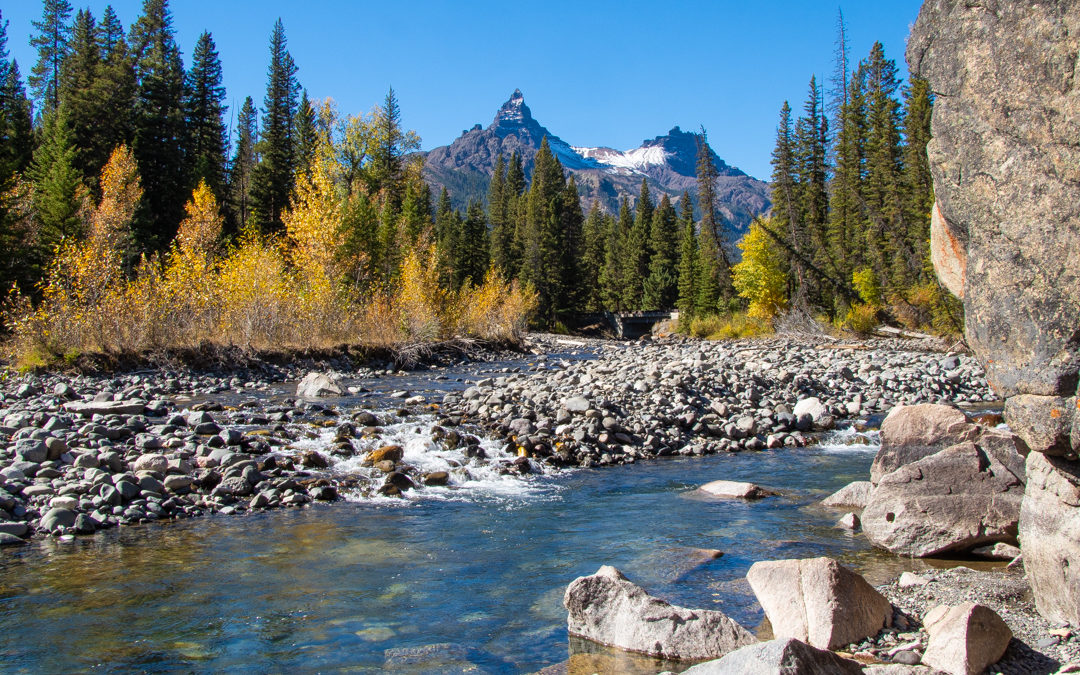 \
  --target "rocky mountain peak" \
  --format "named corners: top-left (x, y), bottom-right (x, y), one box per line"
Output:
top-left (493, 88), bottom-right (534, 131)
